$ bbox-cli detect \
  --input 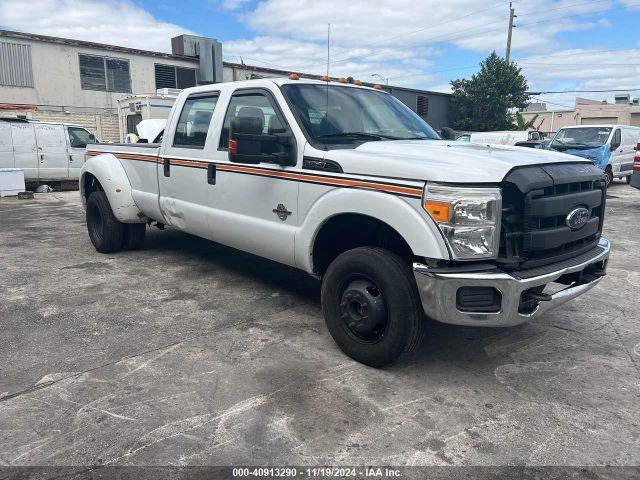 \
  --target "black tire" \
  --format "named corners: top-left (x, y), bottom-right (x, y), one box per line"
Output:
top-left (626, 175), bottom-right (631, 185)
top-left (86, 191), bottom-right (124, 253)
top-left (321, 247), bottom-right (427, 367)
top-left (122, 223), bottom-right (146, 250)
top-left (605, 167), bottom-right (614, 187)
